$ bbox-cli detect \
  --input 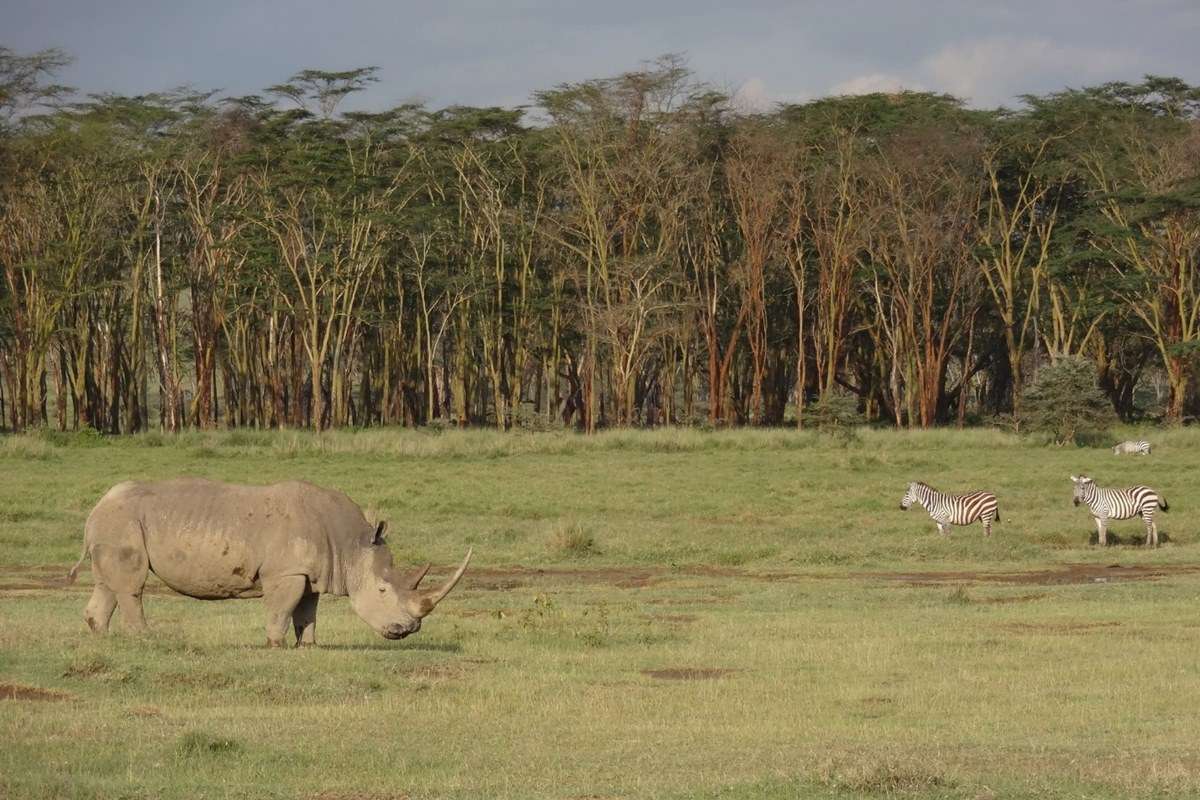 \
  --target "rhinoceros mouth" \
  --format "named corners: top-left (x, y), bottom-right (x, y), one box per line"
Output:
top-left (382, 631), bottom-right (408, 640)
